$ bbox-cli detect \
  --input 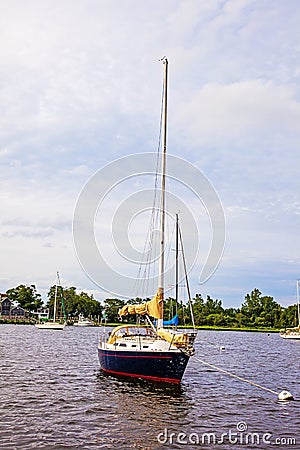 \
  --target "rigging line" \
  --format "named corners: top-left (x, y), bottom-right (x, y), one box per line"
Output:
top-left (164, 219), bottom-right (176, 279)
top-left (178, 223), bottom-right (196, 329)
top-left (133, 74), bottom-right (165, 299)
top-left (194, 355), bottom-right (279, 396)
top-left (165, 220), bottom-right (176, 318)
